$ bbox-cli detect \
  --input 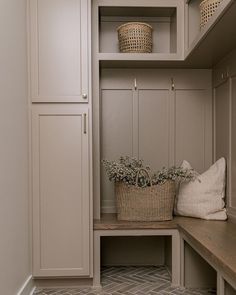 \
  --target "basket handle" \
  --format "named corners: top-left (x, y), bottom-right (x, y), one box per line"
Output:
top-left (135, 168), bottom-right (152, 187)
